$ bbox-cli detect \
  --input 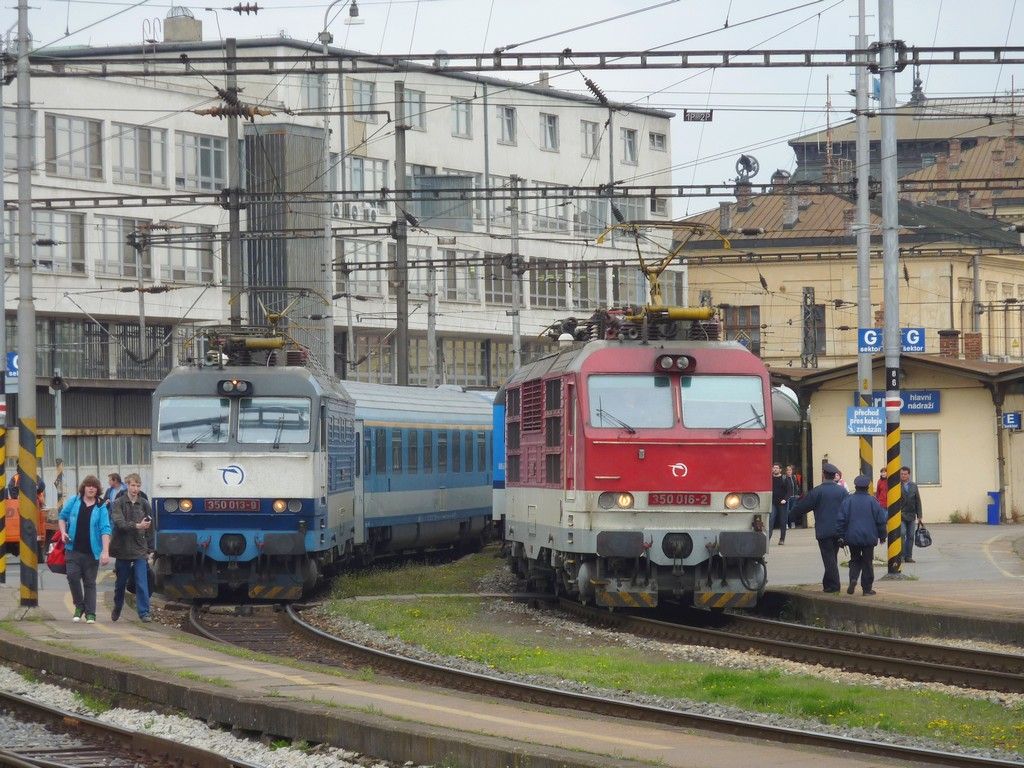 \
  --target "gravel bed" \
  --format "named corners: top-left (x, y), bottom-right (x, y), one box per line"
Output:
top-left (0, 708), bottom-right (140, 765)
top-left (309, 573), bottom-right (1024, 766)
top-left (0, 666), bottom-right (429, 768)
